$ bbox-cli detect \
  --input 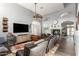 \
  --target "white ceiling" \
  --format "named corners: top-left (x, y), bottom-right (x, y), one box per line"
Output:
top-left (18, 3), bottom-right (64, 15)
